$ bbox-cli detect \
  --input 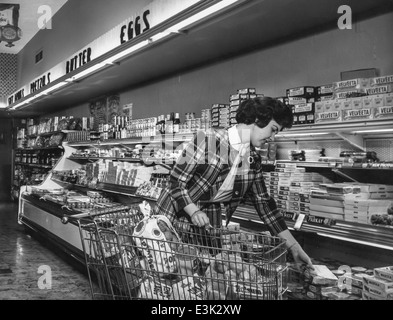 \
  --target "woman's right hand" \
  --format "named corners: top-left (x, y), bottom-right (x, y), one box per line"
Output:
top-left (191, 210), bottom-right (210, 227)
